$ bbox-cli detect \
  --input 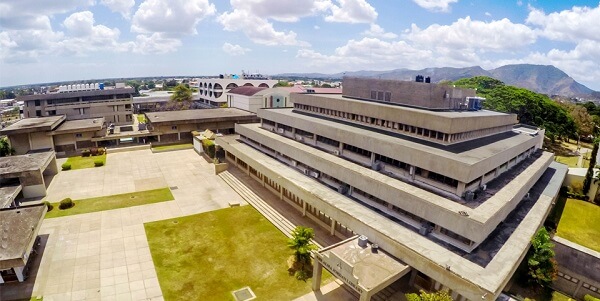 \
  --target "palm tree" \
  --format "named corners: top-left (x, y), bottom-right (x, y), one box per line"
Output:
top-left (287, 226), bottom-right (318, 280)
